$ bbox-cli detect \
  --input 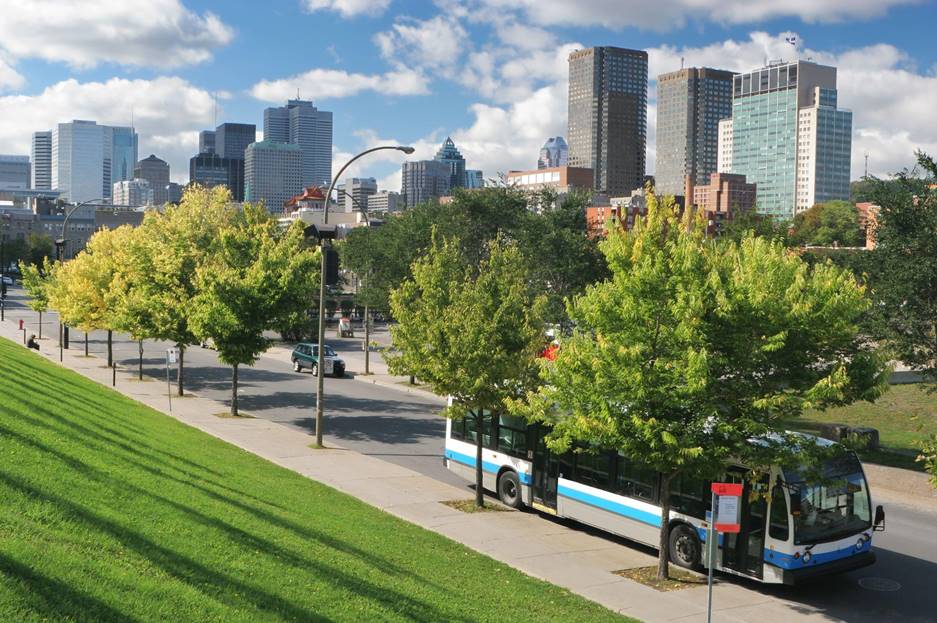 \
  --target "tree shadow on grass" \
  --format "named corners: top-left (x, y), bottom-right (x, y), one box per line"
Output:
top-left (0, 552), bottom-right (143, 623)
